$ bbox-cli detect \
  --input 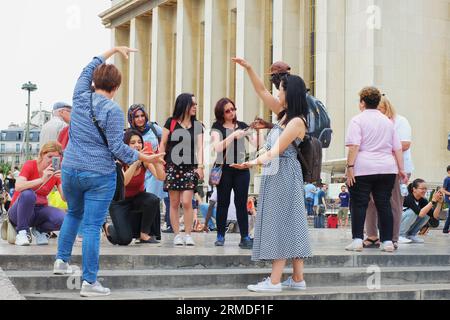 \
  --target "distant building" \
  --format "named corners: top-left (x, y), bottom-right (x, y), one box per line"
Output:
top-left (0, 124), bottom-right (41, 167)
top-left (30, 110), bottom-right (52, 129)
